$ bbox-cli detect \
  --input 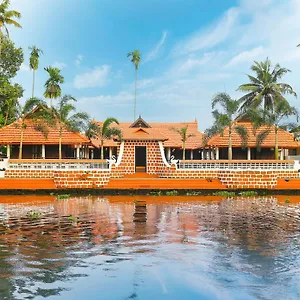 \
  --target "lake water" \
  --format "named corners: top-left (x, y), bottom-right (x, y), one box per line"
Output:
top-left (0, 195), bottom-right (300, 300)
